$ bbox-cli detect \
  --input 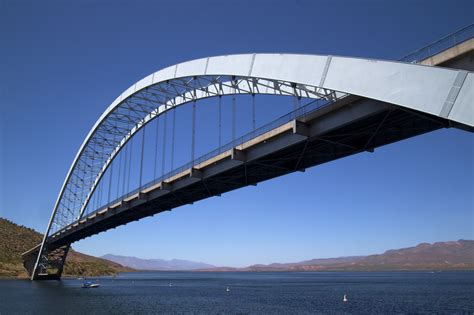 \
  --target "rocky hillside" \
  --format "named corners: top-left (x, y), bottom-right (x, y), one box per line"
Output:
top-left (345, 240), bottom-right (474, 271)
top-left (205, 240), bottom-right (474, 272)
top-left (0, 218), bottom-right (134, 279)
